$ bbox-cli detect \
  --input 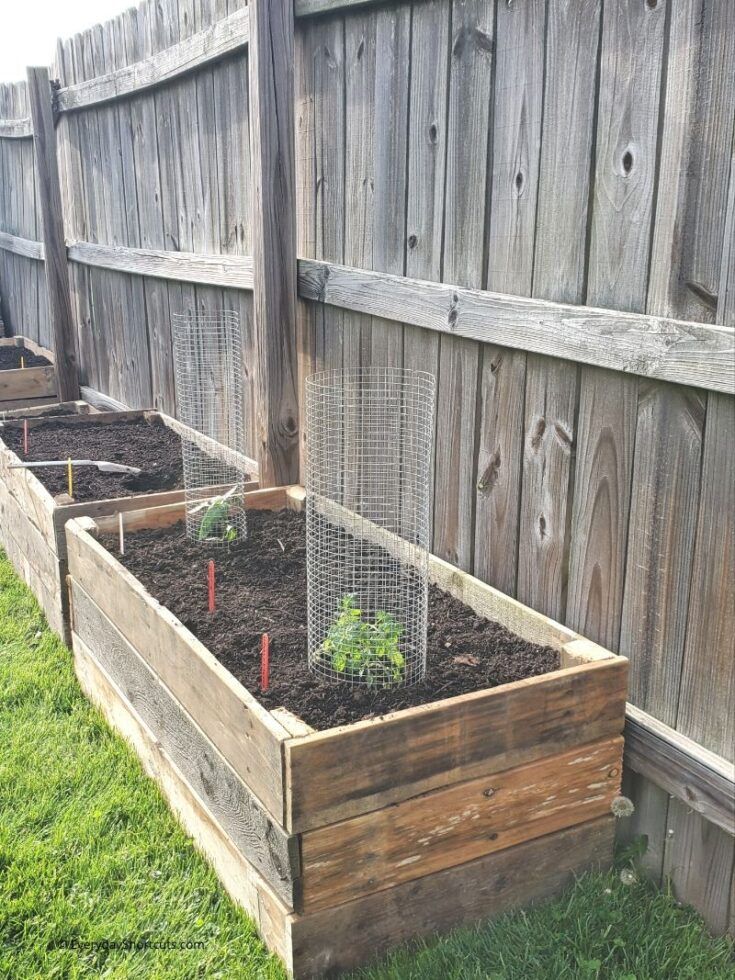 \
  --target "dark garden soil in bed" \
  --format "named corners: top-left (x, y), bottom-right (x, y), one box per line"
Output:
top-left (106, 509), bottom-right (560, 730)
top-left (1, 417), bottom-right (185, 501)
top-left (0, 345), bottom-right (51, 369)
